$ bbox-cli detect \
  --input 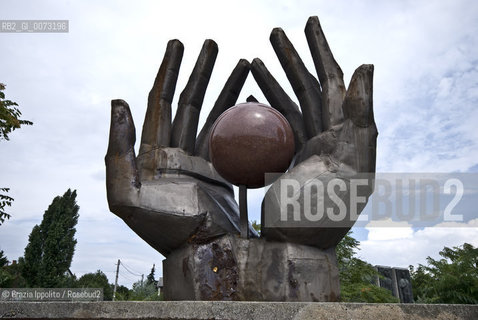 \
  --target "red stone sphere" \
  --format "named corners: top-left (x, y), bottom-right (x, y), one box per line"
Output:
top-left (209, 102), bottom-right (295, 188)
